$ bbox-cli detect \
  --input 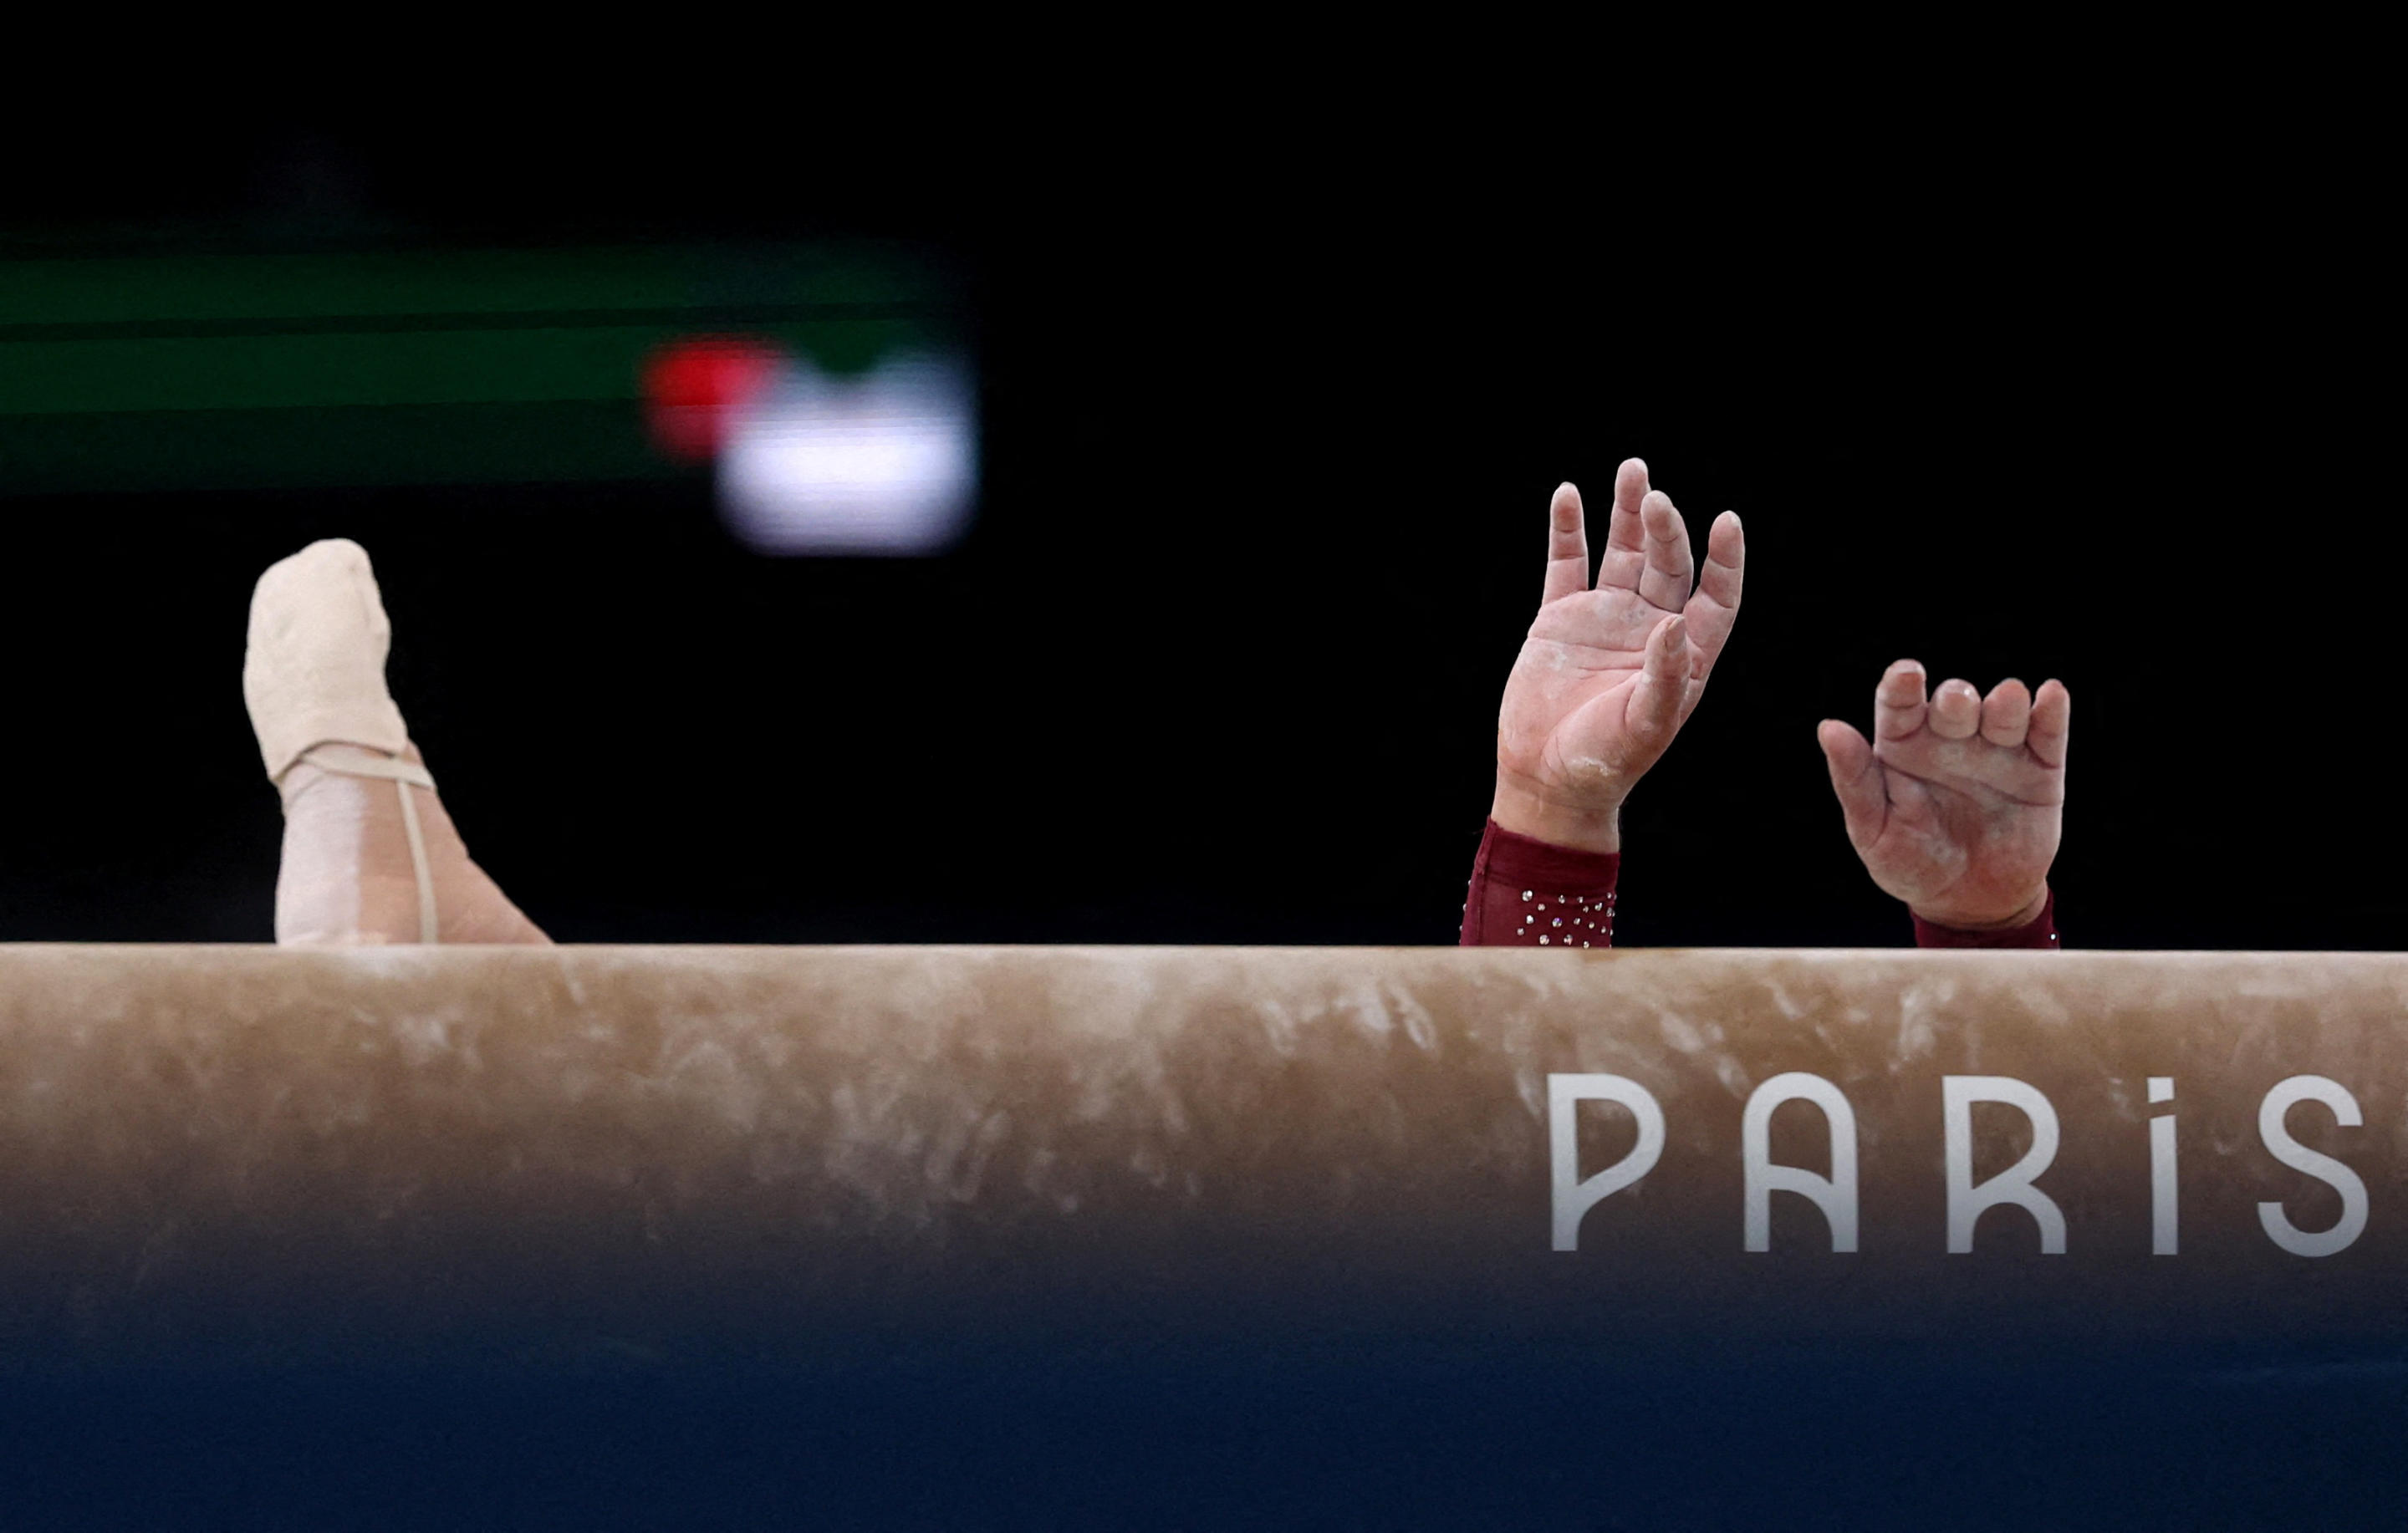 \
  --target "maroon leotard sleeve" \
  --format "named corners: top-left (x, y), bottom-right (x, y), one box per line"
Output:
top-left (1458, 821), bottom-right (1619, 947)
top-left (1458, 819), bottom-right (2061, 950)
top-left (1911, 889), bottom-right (2059, 950)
